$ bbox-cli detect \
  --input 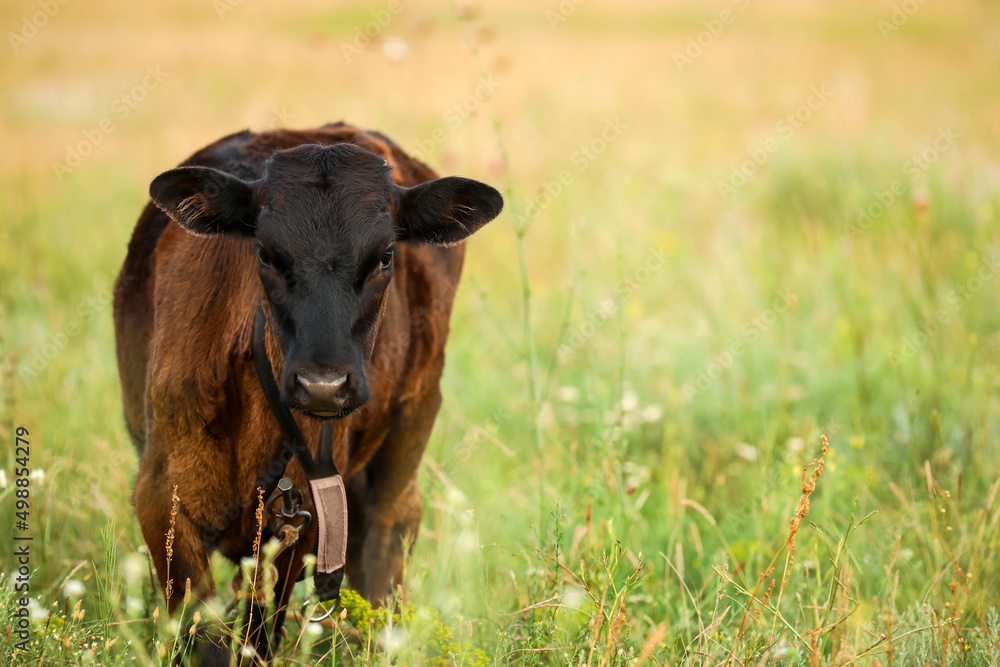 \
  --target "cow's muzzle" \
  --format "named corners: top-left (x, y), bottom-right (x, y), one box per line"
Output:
top-left (288, 368), bottom-right (370, 418)
top-left (294, 371), bottom-right (348, 416)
